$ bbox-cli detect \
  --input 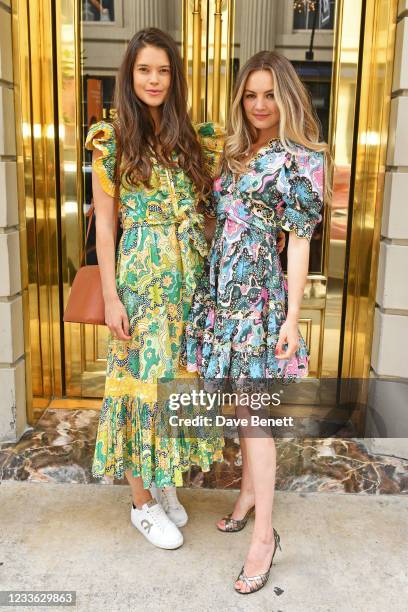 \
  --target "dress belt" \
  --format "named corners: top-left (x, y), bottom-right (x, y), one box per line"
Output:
top-left (121, 213), bottom-right (209, 297)
top-left (221, 210), bottom-right (277, 239)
